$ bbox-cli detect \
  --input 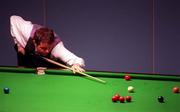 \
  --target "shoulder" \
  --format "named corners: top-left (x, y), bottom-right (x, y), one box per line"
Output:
top-left (10, 15), bottom-right (32, 25)
top-left (10, 15), bottom-right (22, 21)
